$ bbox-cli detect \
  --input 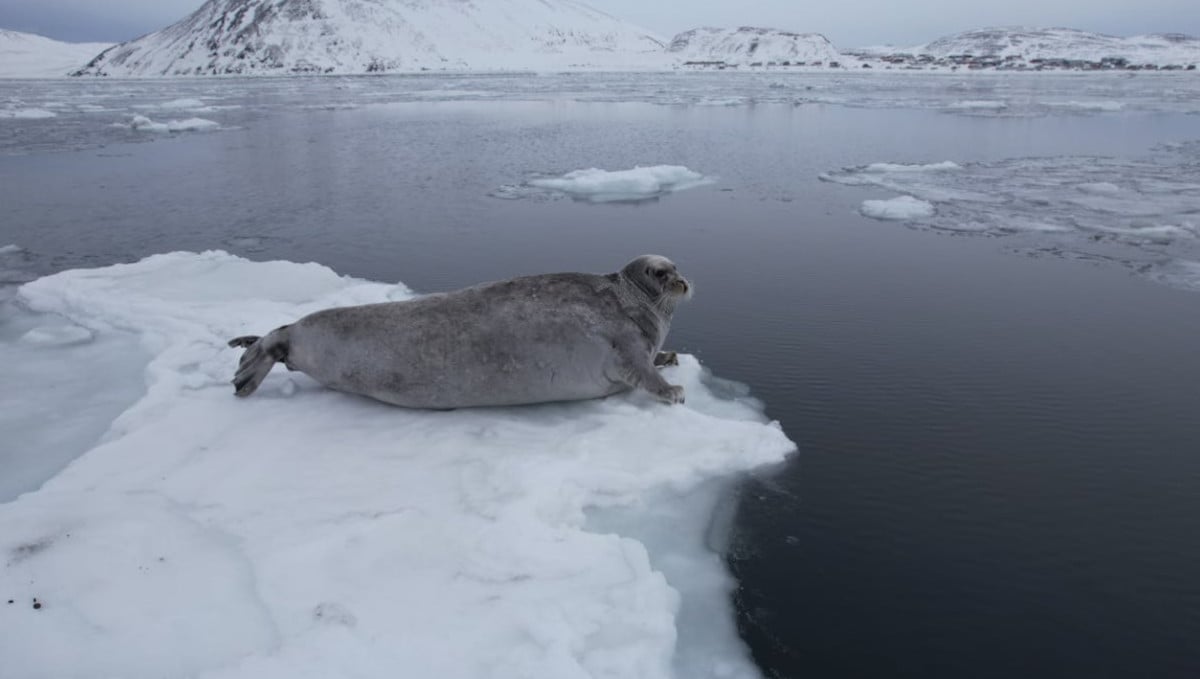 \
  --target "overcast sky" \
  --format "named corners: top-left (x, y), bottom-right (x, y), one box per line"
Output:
top-left (1, 0), bottom-right (1196, 47)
